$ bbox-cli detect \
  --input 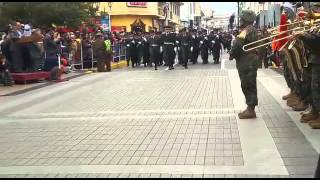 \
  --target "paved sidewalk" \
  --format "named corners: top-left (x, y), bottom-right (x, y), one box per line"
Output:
top-left (0, 54), bottom-right (318, 178)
